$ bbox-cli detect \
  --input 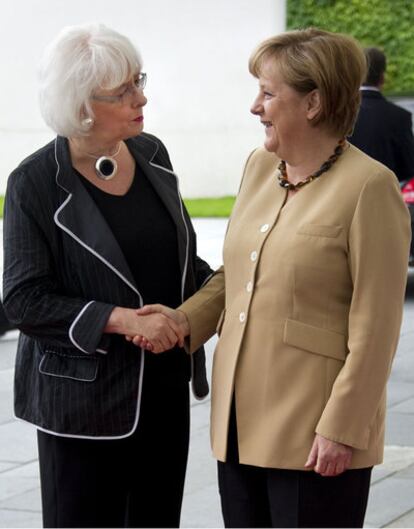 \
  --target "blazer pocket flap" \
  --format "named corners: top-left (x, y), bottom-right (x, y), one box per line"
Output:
top-left (39, 351), bottom-right (98, 382)
top-left (284, 319), bottom-right (347, 361)
top-left (216, 309), bottom-right (226, 336)
top-left (297, 224), bottom-right (342, 238)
